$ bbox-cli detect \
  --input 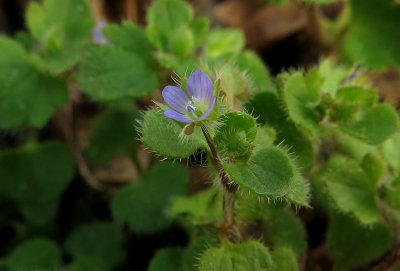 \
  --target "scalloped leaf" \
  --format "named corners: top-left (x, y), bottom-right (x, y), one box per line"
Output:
top-left (146, 0), bottom-right (196, 59)
top-left (0, 141), bottom-right (74, 224)
top-left (281, 71), bottom-right (322, 137)
top-left (78, 45), bottom-right (158, 101)
top-left (26, 0), bottom-right (93, 74)
top-left (223, 146), bottom-right (309, 205)
top-left (103, 22), bottom-right (152, 60)
top-left (340, 104), bottom-right (399, 145)
top-left (0, 37), bottom-right (68, 129)
top-left (314, 156), bottom-right (380, 224)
